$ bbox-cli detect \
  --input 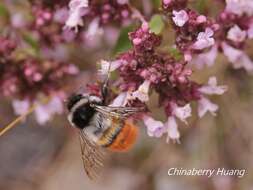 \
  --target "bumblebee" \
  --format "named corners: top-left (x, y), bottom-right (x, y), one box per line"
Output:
top-left (67, 78), bottom-right (142, 179)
